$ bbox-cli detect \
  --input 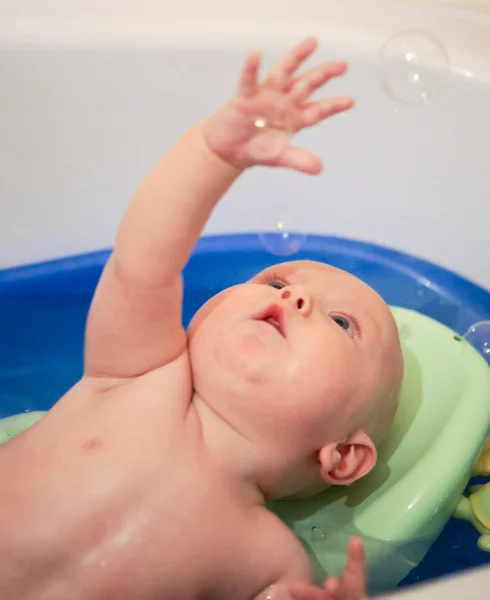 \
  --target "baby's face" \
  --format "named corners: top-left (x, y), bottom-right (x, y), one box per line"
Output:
top-left (188, 260), bottom-right (402, 462)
